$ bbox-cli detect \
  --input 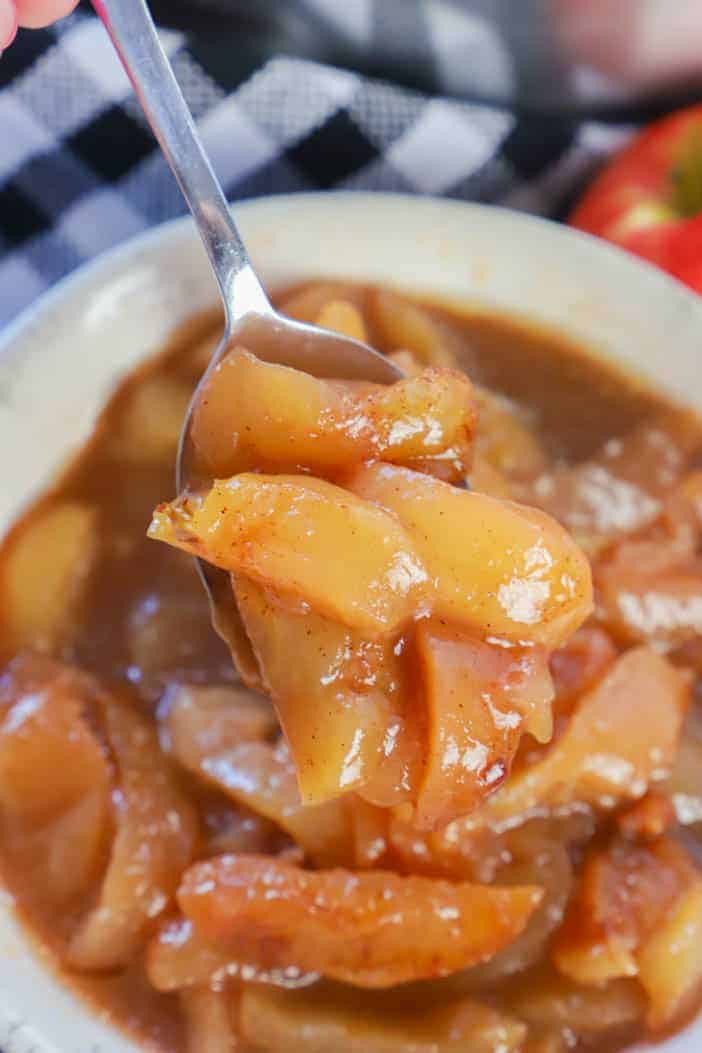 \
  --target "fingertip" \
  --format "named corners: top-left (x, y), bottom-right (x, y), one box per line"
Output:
top-left (0, 1), bottom-right (17, 48)
top-left (14, 0), bottom-right (78, 29)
